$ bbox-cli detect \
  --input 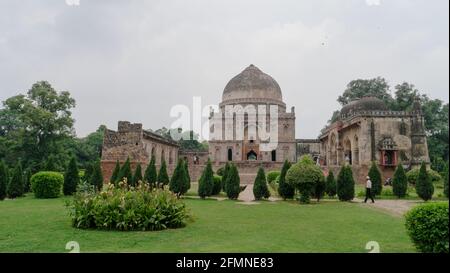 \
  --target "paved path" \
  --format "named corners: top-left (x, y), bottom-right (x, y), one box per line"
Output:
top-left (354, 198), bottom-right (422, 217)
top-left (238, 184), bottom-right (254, 203)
